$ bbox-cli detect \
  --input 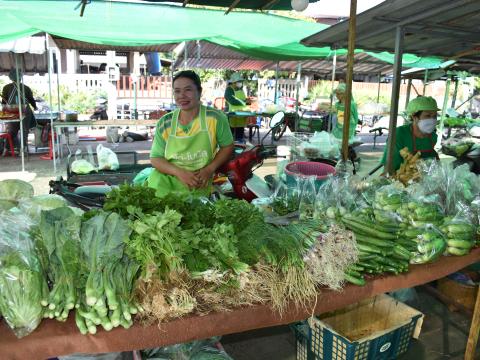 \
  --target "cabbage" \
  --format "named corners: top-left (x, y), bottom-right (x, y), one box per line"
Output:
top-left (0, 180), bottom-right (34, 202)
top-left (18, 195), bottom-right (69, 224)
top-left (0, 199), bottom-right (16, 212)
top-left (71, 159), bottom-right (96, 174)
